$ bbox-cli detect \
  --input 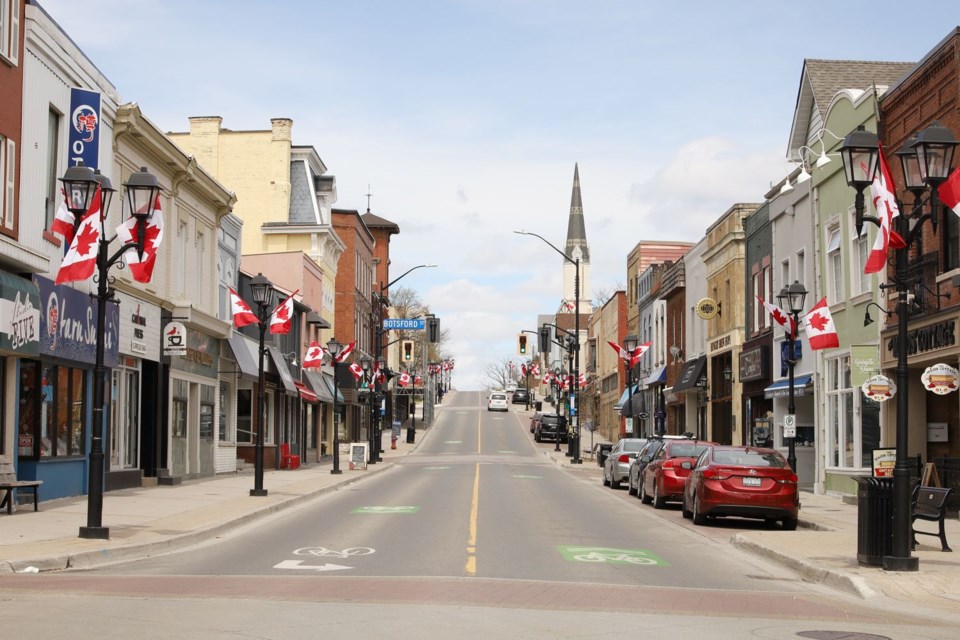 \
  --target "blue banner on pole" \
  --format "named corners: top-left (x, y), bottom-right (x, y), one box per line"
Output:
top-left (69, 88), bottom-right (102, 170)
